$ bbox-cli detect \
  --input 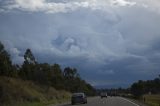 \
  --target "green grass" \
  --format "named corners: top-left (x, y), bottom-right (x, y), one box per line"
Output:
top-left (17, 98), bottom-right (70, 106)
top-left (0, 76), bottom-right (71, 106)
top-left (143, 94), bottom-right (160, 106)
